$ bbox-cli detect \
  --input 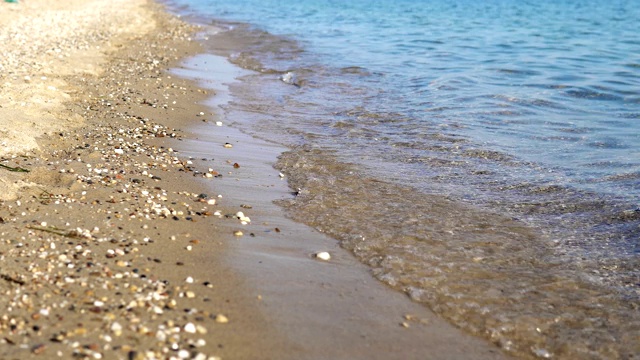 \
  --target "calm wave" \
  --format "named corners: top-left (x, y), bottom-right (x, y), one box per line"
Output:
top-left (164, 0), bottom-right (640, 358)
